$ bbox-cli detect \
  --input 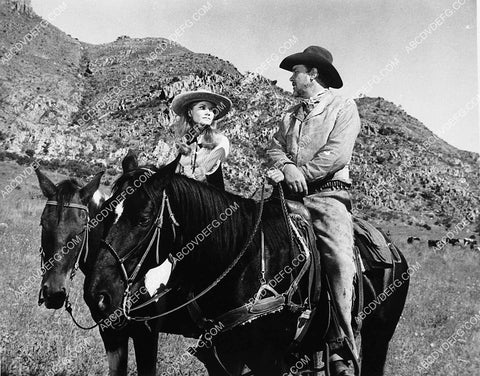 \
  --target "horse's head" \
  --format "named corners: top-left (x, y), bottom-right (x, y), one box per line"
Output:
top-left (36, 168), bottom-right (104, 309)
top-left (84, 152), bottom-right (180, 327)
